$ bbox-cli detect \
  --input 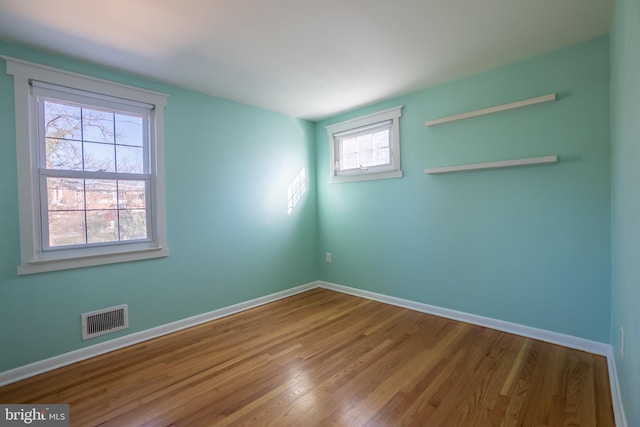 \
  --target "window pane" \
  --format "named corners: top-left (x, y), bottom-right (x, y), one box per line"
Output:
top-left (119, 209), bottom-right (147, 241)
top-left (84, 142), bottom-right (116, 172)
top-left (118, 180), bottom-right (146, 209)
top-left (87, 210), bottom-right (119, 243)
top-left (82, 108), bottom-right (114, 143)
top-left (357, 133), bottom-right (373, 150)
top-left (374, 146), bottom-right (390, 165)
top-left (46, 138), bottom-right (83, 170)
top-left (340, 137), bottom-right (359, 170)
top-left (85, 179), bottom-right (117, 210)
top-left (373, 129), bottom-right (390, 149)
top-left (342, 130), bottom-right (391, 169)
top-left (342, 137), bottom-right (357, 155)
top-left (338, 129), bottom-right (393, 170)
top-left (357, 133), bottom-right (373, 167)
top-left (116, 145), bottom-right (144, 173)
top-left (115, 114), bottom-right (143, 147)
top-left (48, 211), bottom-right (86, 247)
top-left (342, 152), bottom-right (358, 170)
top-left (372, 129), bottom-right (390, 166)
top-left (47, 177), bottom-right (85, 211)
top-left (44, 101), bottom-right (81, 140)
